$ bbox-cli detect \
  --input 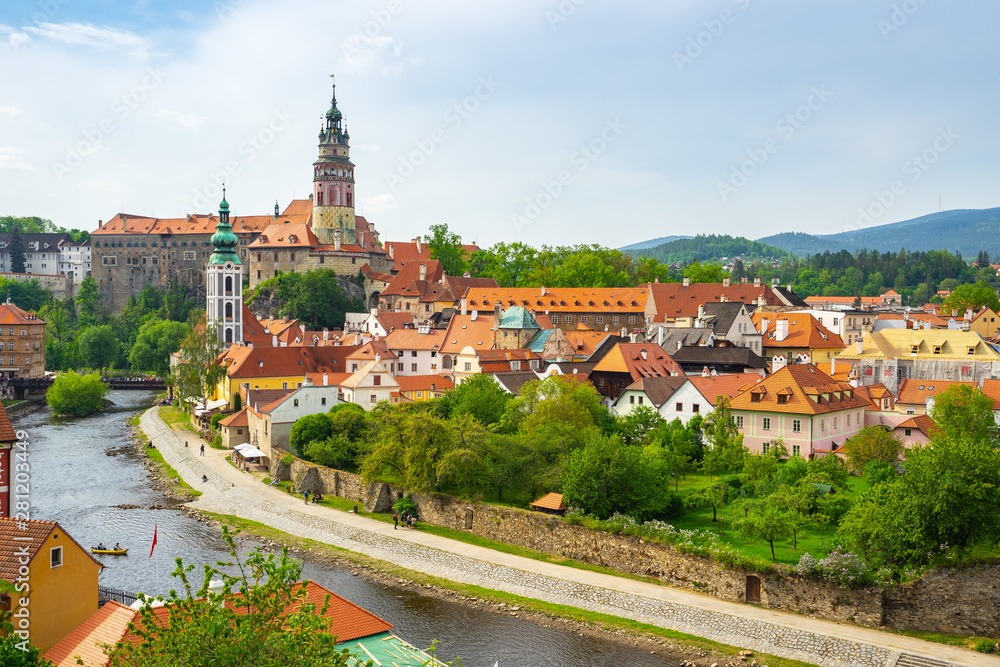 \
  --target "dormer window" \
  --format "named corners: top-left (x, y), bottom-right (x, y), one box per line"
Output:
top-left (910, 345), bottom-right (919, 355)
top-left (968, 346), bottom-right (976, 355)
top-left (777, 394), bottom-right (789, 404)
top-left (933, 346), bottom-right (941, 355)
